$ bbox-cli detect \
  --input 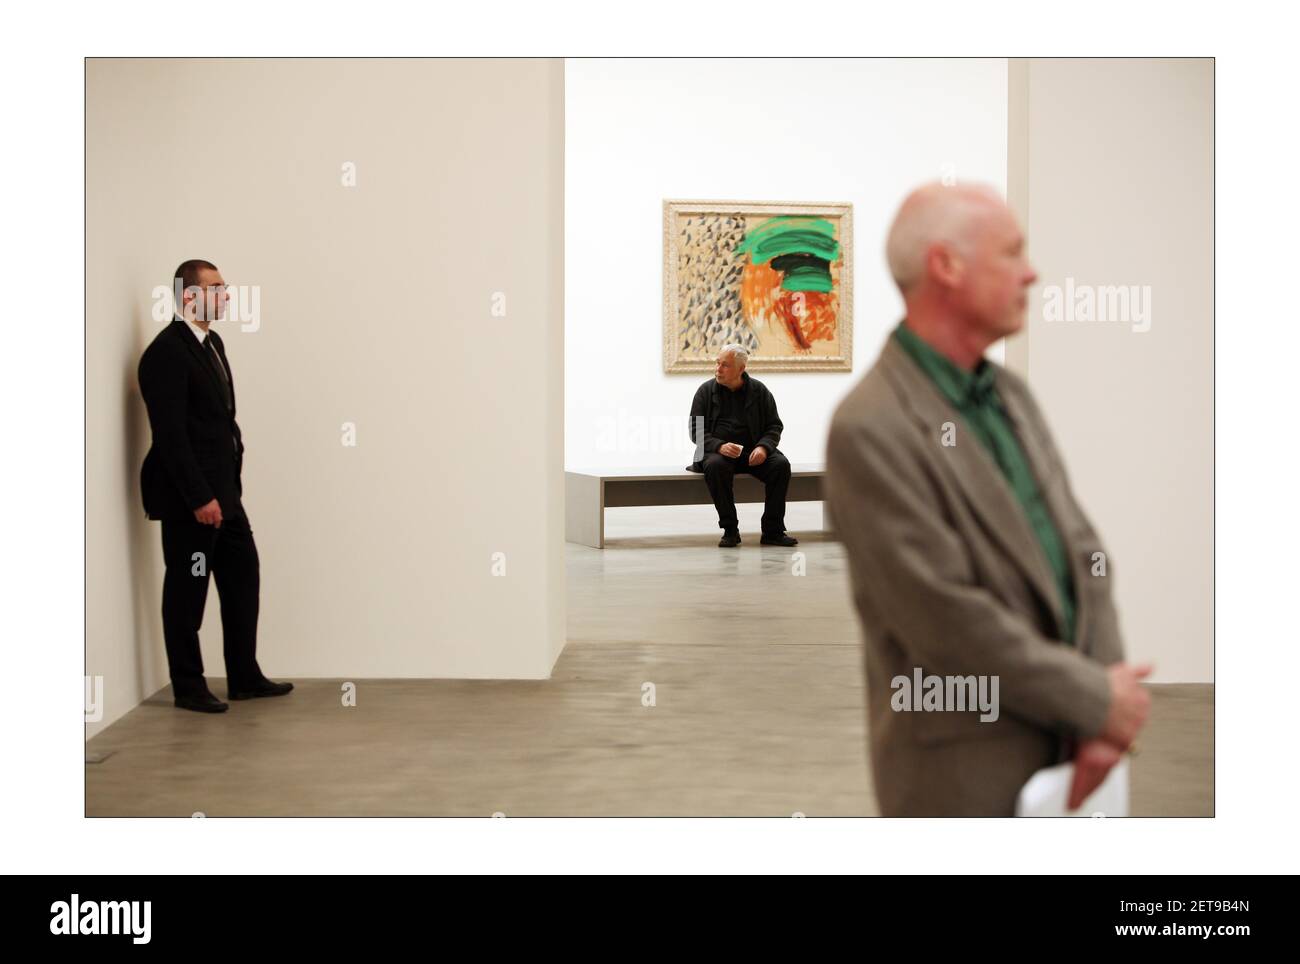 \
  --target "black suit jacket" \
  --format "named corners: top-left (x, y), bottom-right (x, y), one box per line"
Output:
top-left (138, 317), bottom-right (245, 521)
top-left (686, 371), bottom-right (784, 472)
